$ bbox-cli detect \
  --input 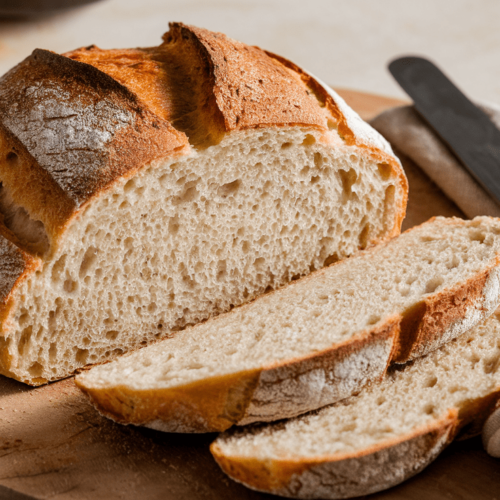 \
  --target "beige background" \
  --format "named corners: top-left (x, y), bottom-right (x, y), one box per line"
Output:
top-left (0, 0), bottom-right (499, 103)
